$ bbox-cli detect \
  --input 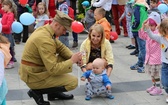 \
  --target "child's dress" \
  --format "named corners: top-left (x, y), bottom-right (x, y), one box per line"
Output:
top-left (0, 43), bottom-right (11, 104)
